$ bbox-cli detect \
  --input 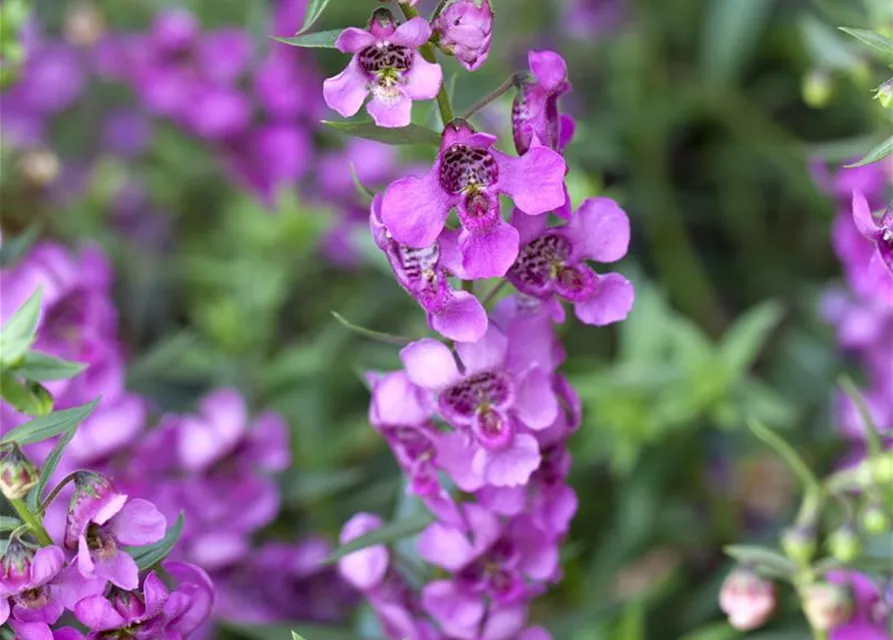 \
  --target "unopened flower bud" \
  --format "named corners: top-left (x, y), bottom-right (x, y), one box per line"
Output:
top-left (433, 0), bottom-right (493, 72)
top-left (828, 526), bottom-right (861, 563)
top-left (64, 2), bottom-right (105, 47)
top-left (860, 502), bottom-right (889, 534)
top-left (0, 537), bottom-right (34, 593)
top-left (802, 582), bottom-right (853, 631)
top-left (19, 149), bottom-right (60, 186)
top-left (803, 69), bottom-right (832, 108)
top-left (0, 442), bottom-right (39, 500)
top-left (782, 526), bottom-right (816, 563)
top-left (719, 567), bottom-right (776, 631)
top-left (874, 79), bottom-right (893, 109)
